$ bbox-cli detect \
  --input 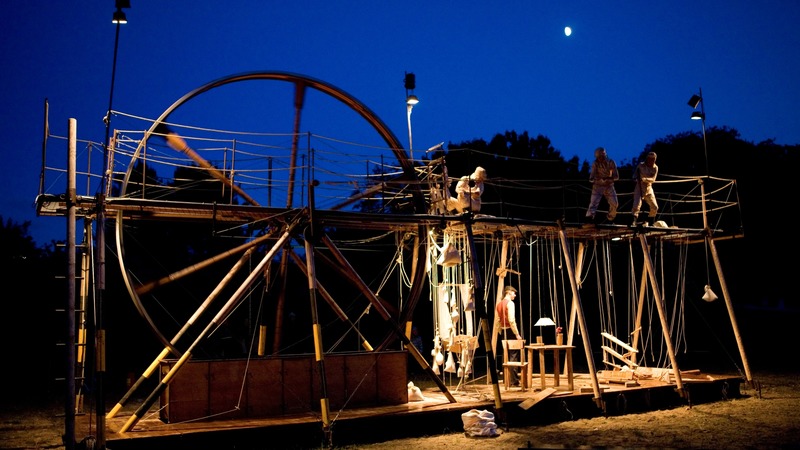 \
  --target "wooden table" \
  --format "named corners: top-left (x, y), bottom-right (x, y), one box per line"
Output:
top-left (525, 344), bottom-right (575, 391)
